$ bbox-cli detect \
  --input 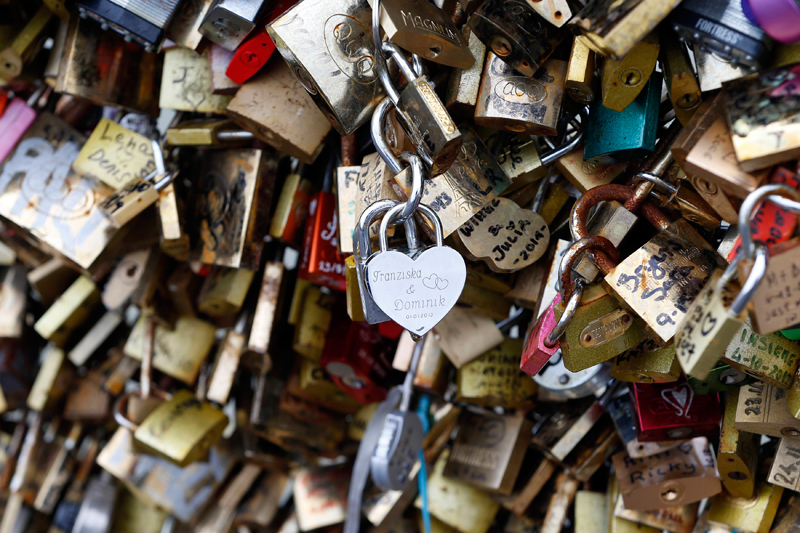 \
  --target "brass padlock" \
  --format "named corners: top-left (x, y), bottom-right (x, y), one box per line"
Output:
top-left (160, 48), bottom-right (232, 114)
top-left (468, 0), bottom-right (569, 78)
top-left (600, 30), bottom-right (659, 113)
top-left (768, 437), bottom-right (800, 492)
top-left (33, 276), bottom-right (100, 348)
top-left (445, 26), bottom-right (488, 117)
top-left (735, 381), bottom-right (800, 439)
top-left (165, 119), bottom-right (253, 147)
top-left (294, 465), bottom-right (349, 530)
top-left (718, 387), bottom-right (759, 499)
top-left (722, 317), bottom-right (800, 389)
top-left (269, 163), bottom-right (313, 246)
top-left (611, 489), bottom-right (700, 533)
top-left (659, 39), bottom-right (701, 126)
top-left (293, 284), bottom-right (337, 361)
top-left (206, 314), bottom-right (248, 405)
top-left (246, 261), bottom-right (284, 367)
top-left (226, 59), bottom-right (331, 164)
top-left (566, 36), bottom-right (596, 104)
top-left (197, 266), bottom-right (255, 318)
top-left (267, 0), bottom-right (386, 135)
top-left (158, 183), bottom-right (191, 261)
top-left (444, 410), bottom-right (531, 494)
top-left (456, 338), bottom-right (537, 408)
top-left (475, 52), bottom-right (567, 136)
top-left (27, 345), bottom-right (74, 413)
top-left (612, 339), bottom-right (681, 384)
top-left (706, 481), bottom-right (784, 533)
